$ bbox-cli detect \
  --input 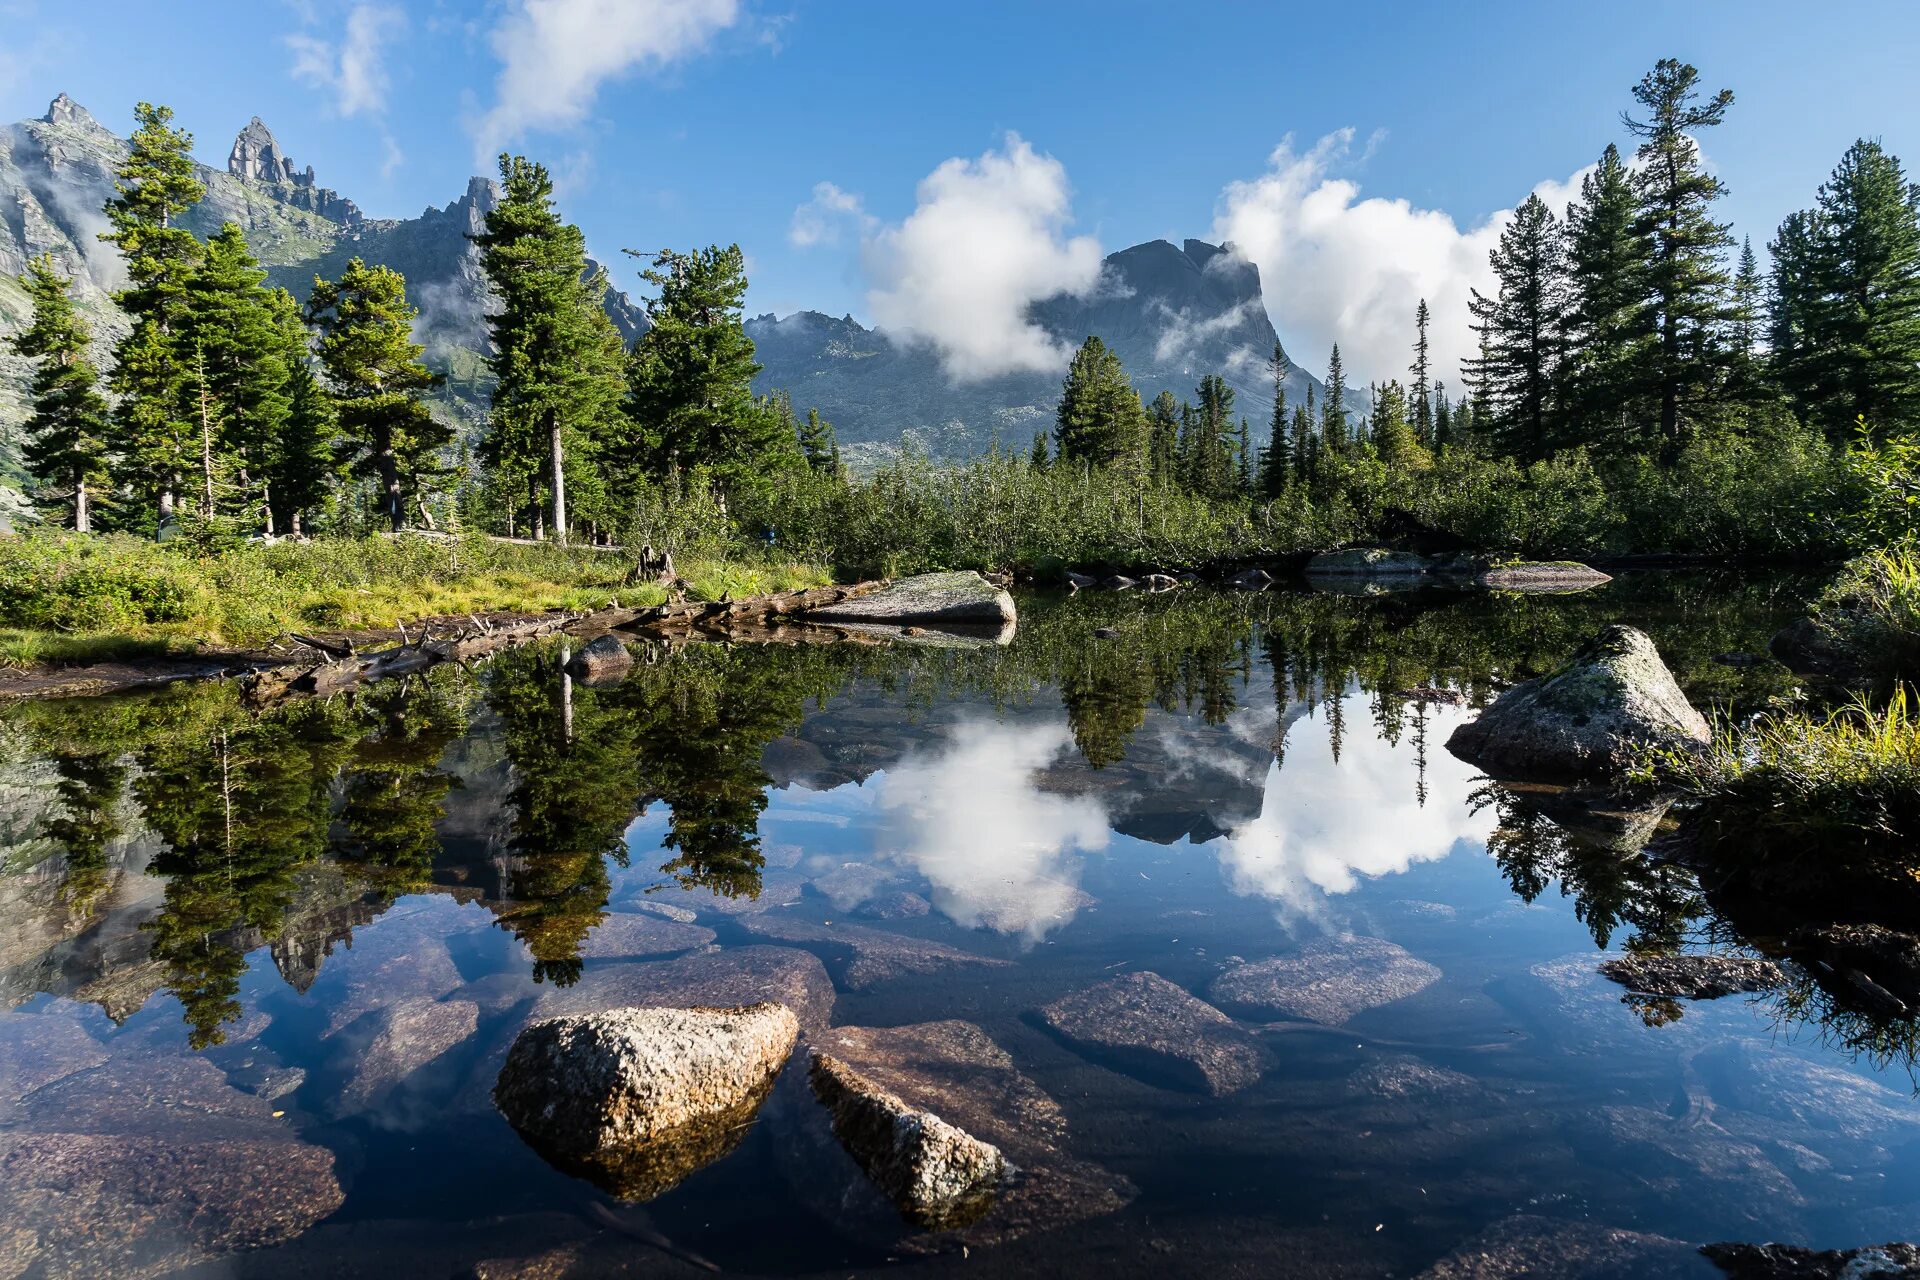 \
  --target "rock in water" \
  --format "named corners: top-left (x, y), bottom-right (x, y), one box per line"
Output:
top-left (1306, 548), bottom-right (1433, 577)
top-left (804, 572), bottom-right (1016, 625)
top-left (1445, 625), bottom-right (1710, 780)
top-left (493, 1003), bottom-right (798, 1199)
top-left (1038, 971), bottom-right (1267, 1095)
top-left (1474, 561), bottom-right (1613, 593)
top-left (1209, 938), bottom-right (1441, 1024)
top-left (808, 1051), bottom-right (1008, 1229)
top-left (565, 634), bottom-right (633, 683)
top-left (1701, 1241), bottom-right (1920, 1279)
top-left (1596, 954), bottom-right (1782, 1002)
